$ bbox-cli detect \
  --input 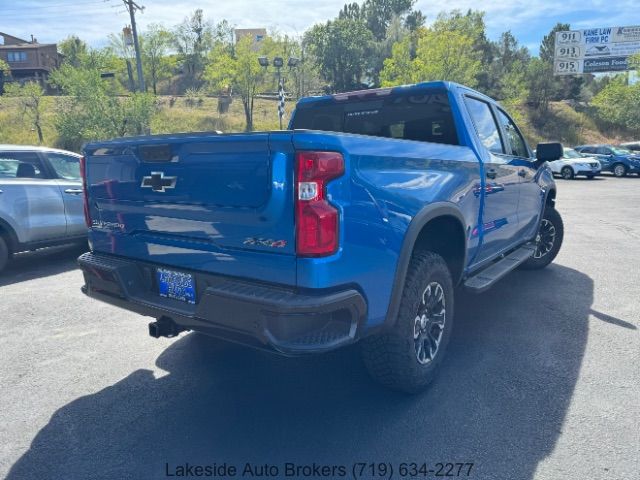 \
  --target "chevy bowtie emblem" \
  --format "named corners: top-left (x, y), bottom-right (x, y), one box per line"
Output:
top-left (141, 172), bottom-right (177, 192)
